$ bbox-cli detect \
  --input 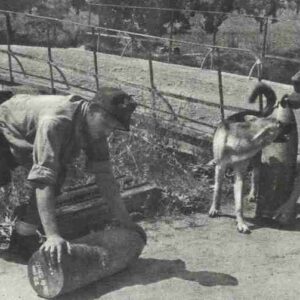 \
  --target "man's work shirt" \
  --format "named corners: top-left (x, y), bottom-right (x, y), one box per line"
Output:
top-left (0, 94), bottom-right (110, 187)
